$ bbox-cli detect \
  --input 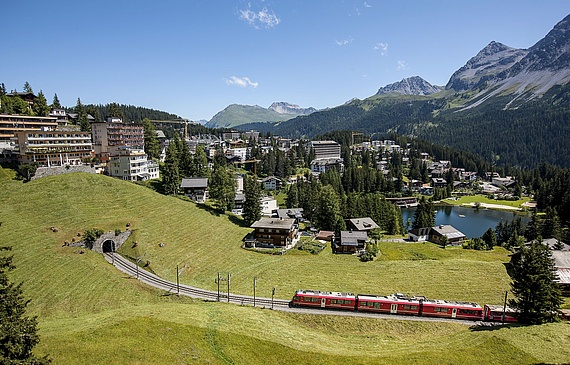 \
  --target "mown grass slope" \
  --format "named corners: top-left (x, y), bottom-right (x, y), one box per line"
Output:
top-left (2, 168), bottom-right (569, 364)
